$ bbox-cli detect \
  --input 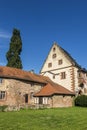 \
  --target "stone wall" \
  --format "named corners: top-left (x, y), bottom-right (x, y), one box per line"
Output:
top-left (52, 95), bottom-right (74, 107)
top-left (0, 78), bottom-right (43, 110)
top-left (34, 95), bottom-right (74, 108)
